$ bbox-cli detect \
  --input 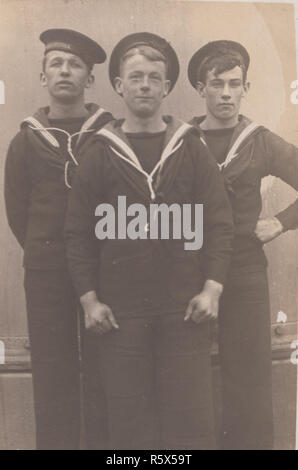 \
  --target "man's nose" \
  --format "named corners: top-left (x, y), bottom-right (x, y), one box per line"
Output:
top-left (140, 76), bottom-right (150, 90)
top-left (222, 83), bottom-right (231, 98)
top-left (60, 62), bottom-right (71, 75)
